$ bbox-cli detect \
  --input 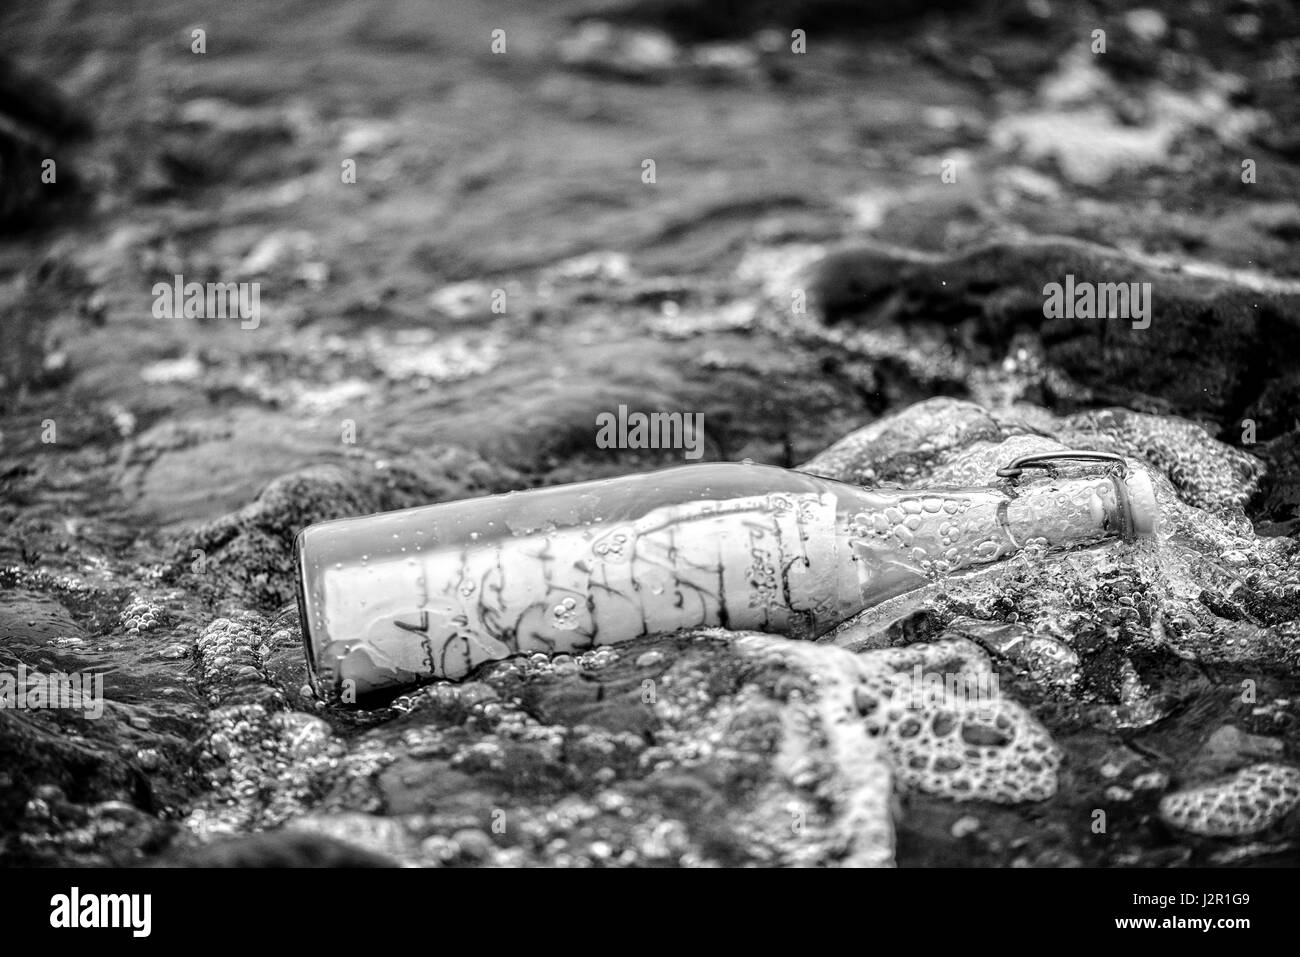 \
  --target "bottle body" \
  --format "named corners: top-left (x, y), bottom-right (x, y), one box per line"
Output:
top-left (296, 462), bottom-right (1154, 699)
